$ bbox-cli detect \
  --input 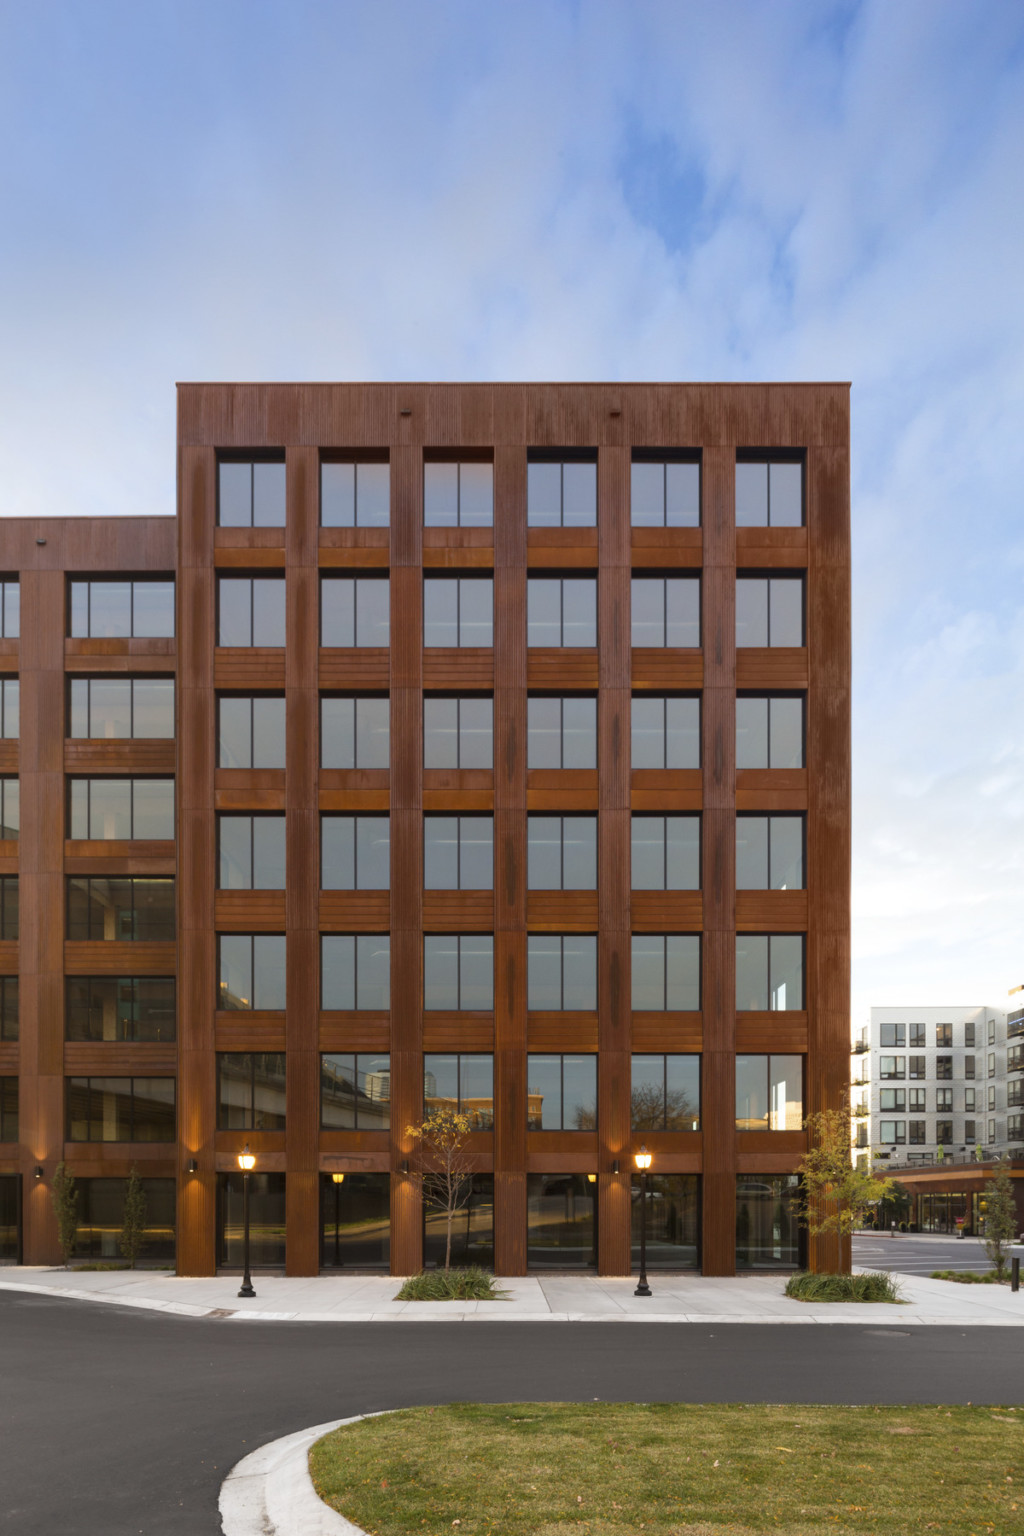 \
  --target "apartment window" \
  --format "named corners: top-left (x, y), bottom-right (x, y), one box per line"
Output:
top-left (936, 1023), bottom-right (952, 1047)
top-left (908, 1055), bottom-right (926, 1080)
top-left (424, 816), bottom-right (493, 890)
top-left (631, 815), bottom-right (700, 890)
top-left (910, 1088), bottom-right (926, 1111)
top-left (321, 815), bottom-right (389, 890)
top-left (936, 1120), bottom-right (953, 1145)
top-left (423, 577), bottom-right (493, 647)
top-left (321, 935), bottom-right (390, 1011)
top-left (630, 696), bottom-right (700, 770)
top-left (909, 1121), bottom-right (927, 1144)
top-left (988, 1018), bottom-right (996, 1045)
top-left (936, 1087), bottom-right (953, 1112)
top-left (423, 697), bottom-right (493, 769)
top-left (527, 816), bottom-right (597, 889)
top-left (988, 1085), bottom-right (996, 1111)
top-left (736, 696), bottom-right (804, 769)
top-left (68, 779), bottom-right (175, 841)
top-left (964, 1022), bottom-right (976, 1048)
top-left (735, 1055), bottom-right (803, 1130)
top-left (989, 1119), bottom-right (996, 1145)
top-left (424, 935), bottom-right (494, 1010)
top-left (736, 815), bottom-right (804, 890)
top-left (0, 679), bottom-right (18, 738)
top-left (965, 1087), bottom-right (976, 1112)
top-left (320, 697), bottom-right (388, 770)
top-left (880, 1024), bottom-right (906, 1048)
top-left (630, 454), bottom-right (700, 528)
top-left (218, 815), bottom-right (286, 889)
top-left (424, 461), bottom-right (493, 528)
top-left (527, 454), bottom-right (597, 528)
top-left (964, 1118), bottom-right (977, 1141)
top-left (965, 1056), bottom-right (976, 1079)
top-left (216, 1054), bottom-right (286, 1130)
top-left (631, 935), bottom-right (700, 1011)
top-left (0, 877), bottom-right (17, 940)
top-left (218, 577), bottom-right (285, 647)
top-left (0, 581), bottom-right (19, 638)
top-left (527, 696), bottom-right (597, 769)
top-left (67, 1077), bottom-right (175, 1142)
top-left (527, 1054), bottom-right (597, 1129)
top-left (67, 877), bottom-right (173, 942)
top-left (736, 935), bottom-right (804, 1011)
top-left (217, 935), bottom-right (286, 1011)
top-left (879, 1057), bottom-right (906, 1081)
top-left (527, 935), bottom-right (597, 1010)
top-left (69, 579), bottom-right (174, 639)
top-left (218, 458), bottom-right (286, 527)
top-left (69, 678), bottom-right (174, 739)
top-left (936, 1056), bottom-right (954, 1081)
top-left (321, 1053), bottom-right (391, 1128)
top-left (735, 458), bottom-right (803, 527)
top-left (0, 977), bottom-right (18, 1042)
top-left (424, 1053), bottom-right (494, 1129)
top-left (527, 578), bottom-right (597, 647)
top-left (0, 1078), bottom-right (17, 1142)
top-left (879, 1089), bottom-right (906, 1111)
top-left (218, 696), bottom-right (286, 769)
top-left (321, 459), bottom-right (390, 528)
top-left (0, 779), bottom-right (18, 839)
top-left (909, 1023), bottom-right (926, 1047)
top-left (320, 576), bottom-right (390, 648)
top-left (65, 977), bottom-right (176, 1043)
top-left (631, 577), bottom-right (700, 648)
top-left (879, 1120), bottom-right (906, 1145)
top-left (736, 577), bottom-right (804, 647)
top-left (631, 1054), bottom-right (700, 1130)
